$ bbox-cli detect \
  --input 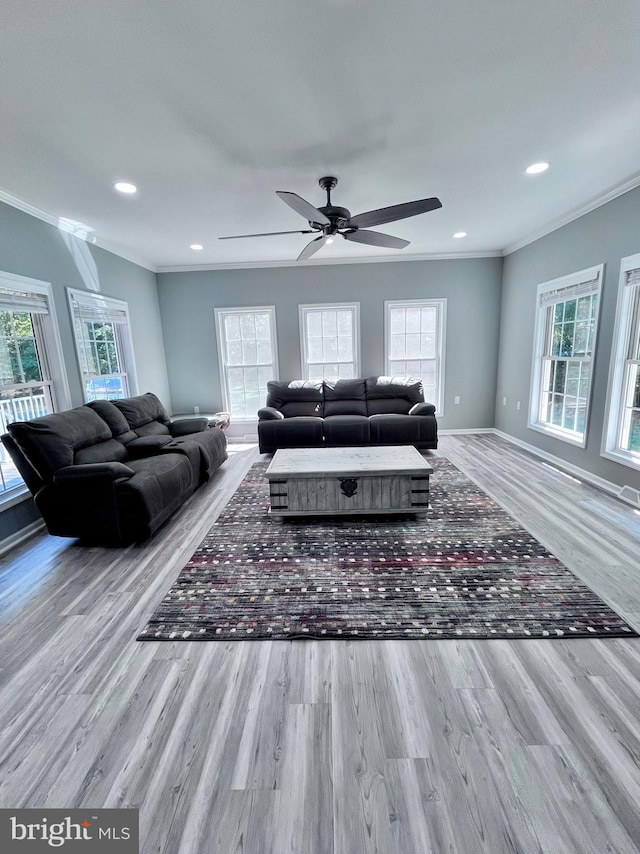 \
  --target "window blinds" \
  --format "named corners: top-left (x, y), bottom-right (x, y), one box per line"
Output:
top-left (626, 268), bottom-right (640, 288)
top-left (539, 274), bottom-right (601, 307)
top-left (625, 268), bottom-right (640, 360)
top-left (69, 292), bottom-right (128, 325)
top-left (0, 287), bottom-right (49, 314)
